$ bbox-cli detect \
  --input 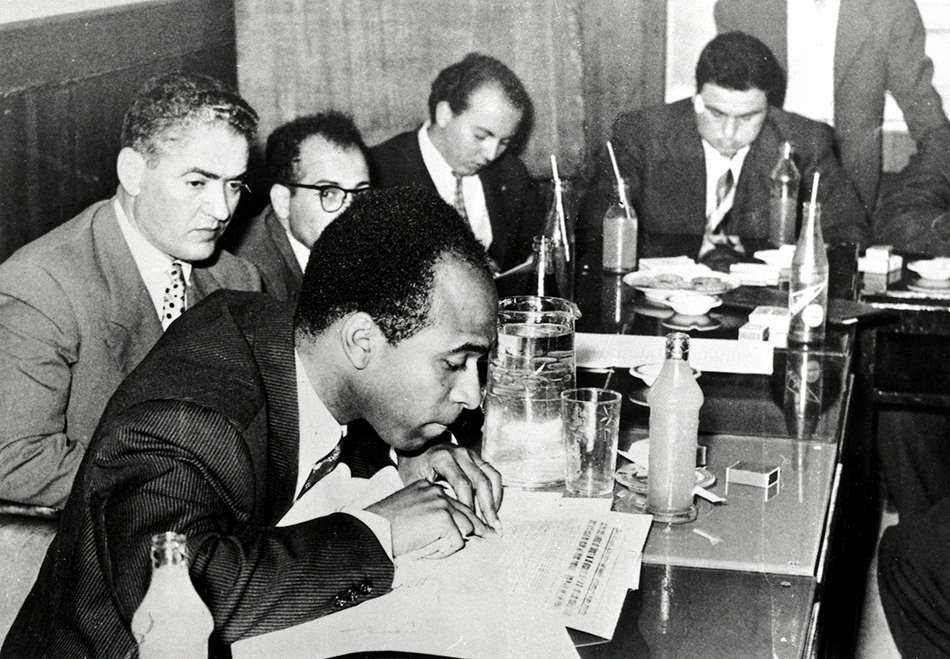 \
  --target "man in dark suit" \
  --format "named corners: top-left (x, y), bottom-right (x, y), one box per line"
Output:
top-left (580, 32), bottom-right (867, 271)
top-left (369, 52), bottom-right (544, 274)
top-left (0, 72), bottom-right (261, 509)
top-left (230, 111), bottom-right (371, 304)
top-left (1, 187), bottom-right (502, 658)
top-left (714, 0), bottom-right (949, 214)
